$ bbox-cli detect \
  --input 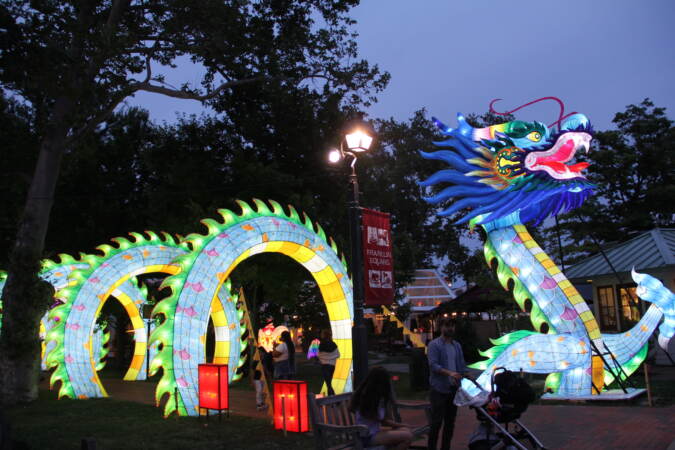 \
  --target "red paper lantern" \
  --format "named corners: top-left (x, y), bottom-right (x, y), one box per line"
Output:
top-left (198, 363), bottom-right (228, 412)
top-left (273, 380), bottom-right (309, 433)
